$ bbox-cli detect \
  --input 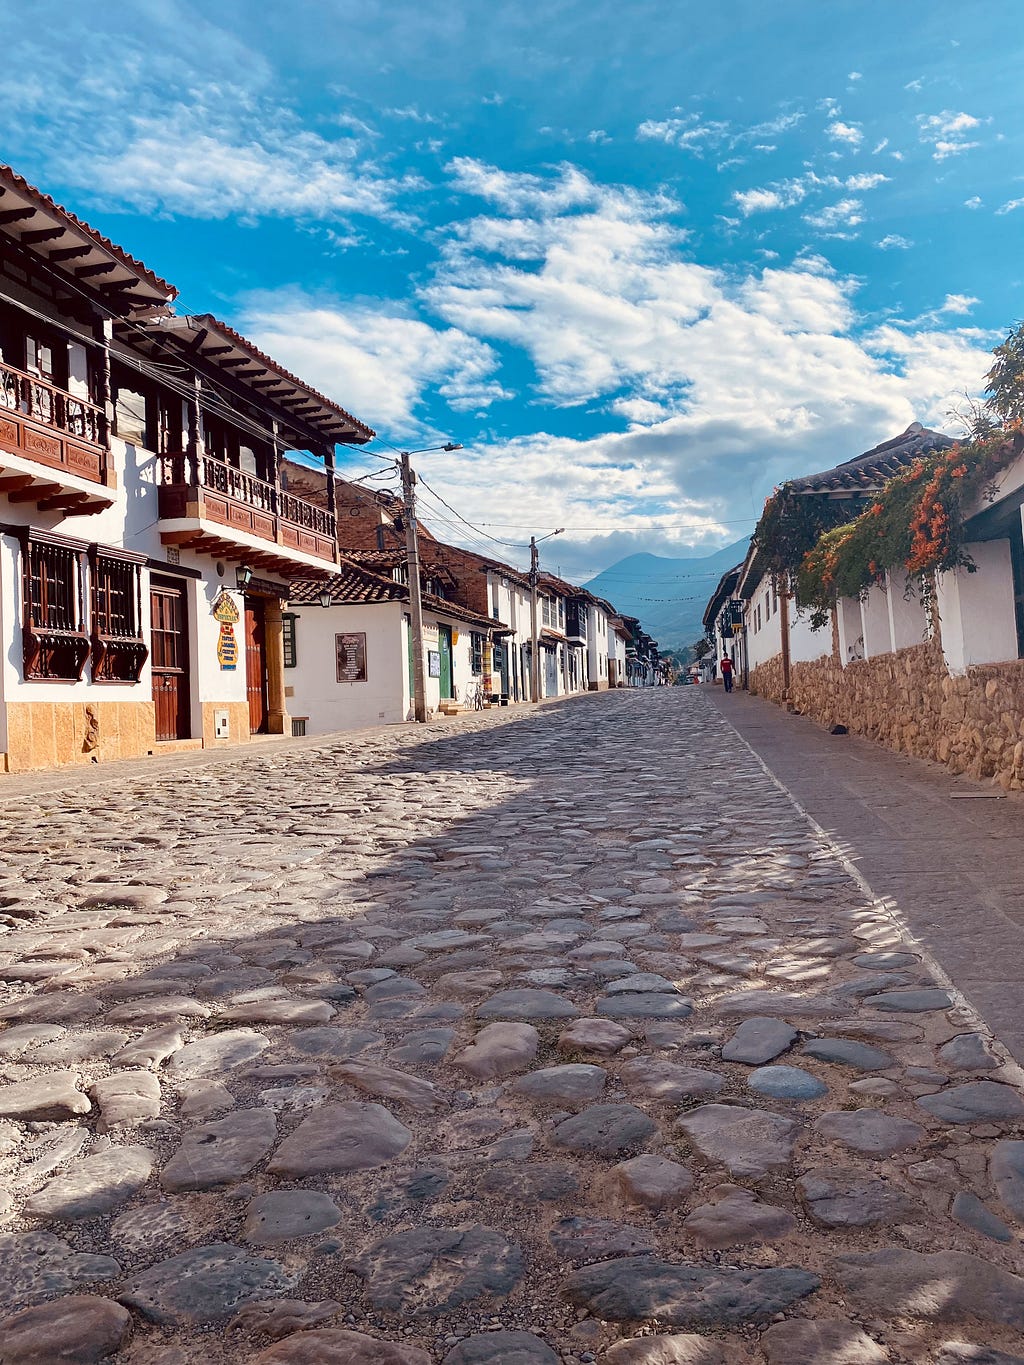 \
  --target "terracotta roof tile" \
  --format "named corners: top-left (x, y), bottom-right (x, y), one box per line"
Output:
top-left (785, 422), bottom-right (954, 495)
top-left (0, 163), bottom-right (176, 308)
